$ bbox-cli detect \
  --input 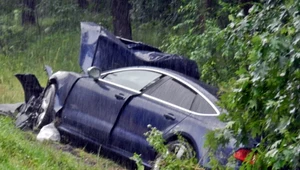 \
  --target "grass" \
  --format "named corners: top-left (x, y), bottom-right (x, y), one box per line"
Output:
top-left (0, 30), bottom-right (81, 104)
top-left (132, 21), bottom-right (169, 47)
top-left (0, 116), bottom-right (125, 170)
